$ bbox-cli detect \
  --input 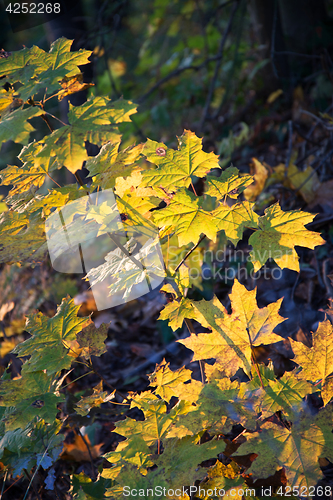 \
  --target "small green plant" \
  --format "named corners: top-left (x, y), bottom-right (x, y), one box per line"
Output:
top-left (0, 39), bottom-right (332, 499)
